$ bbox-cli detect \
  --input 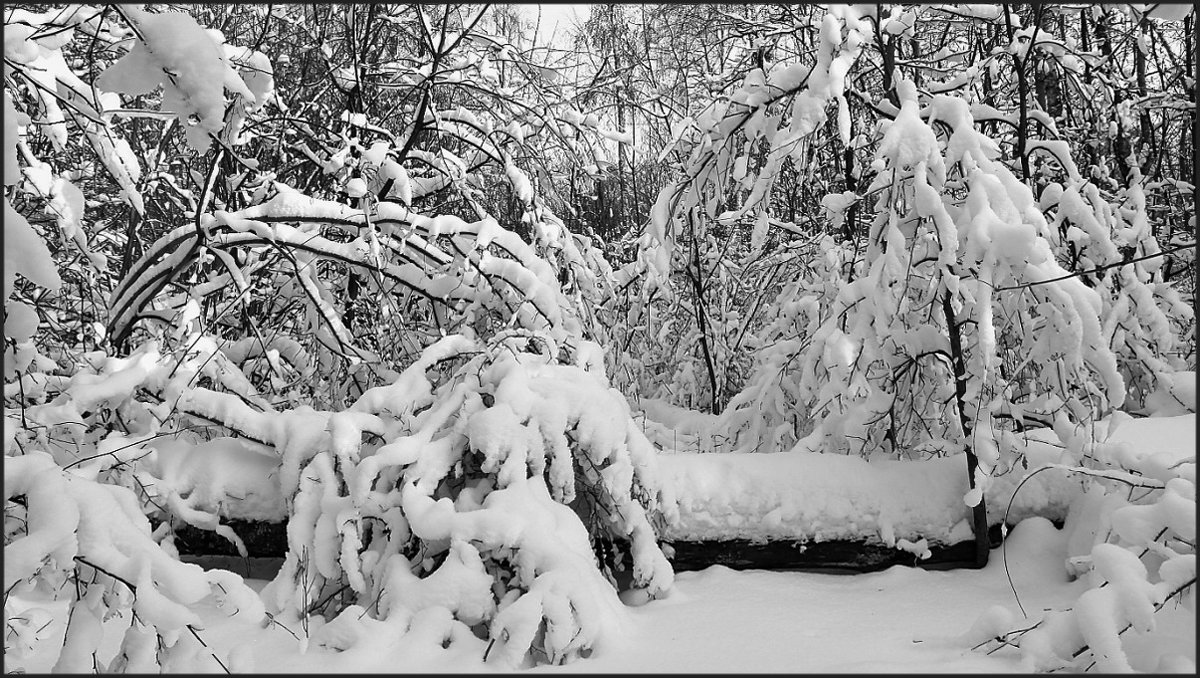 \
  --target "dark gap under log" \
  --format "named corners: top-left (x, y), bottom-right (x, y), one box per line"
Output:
top-left (172, 520), bottom-right (1054, 581)
top-left (665, 523), bottom-right (1012, 574)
